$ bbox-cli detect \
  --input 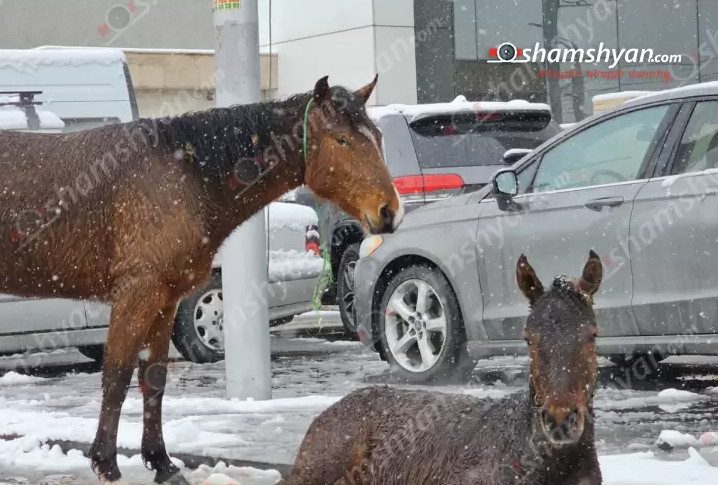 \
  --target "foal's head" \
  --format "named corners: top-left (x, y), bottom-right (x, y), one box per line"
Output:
top-left (516, 251), bottom-right (603, 447)
top-left (304, 76), bottom-right (403, 234)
